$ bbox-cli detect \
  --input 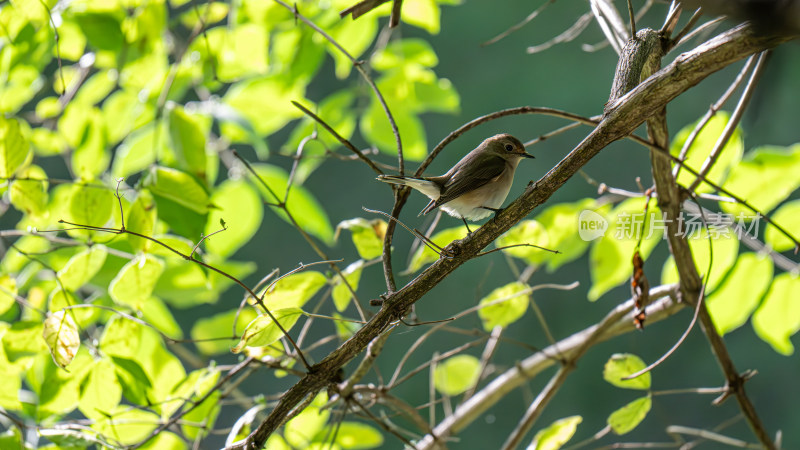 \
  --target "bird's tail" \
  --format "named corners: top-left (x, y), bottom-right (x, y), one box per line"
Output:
top-left (376, 175), bottom-right (440, 200)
